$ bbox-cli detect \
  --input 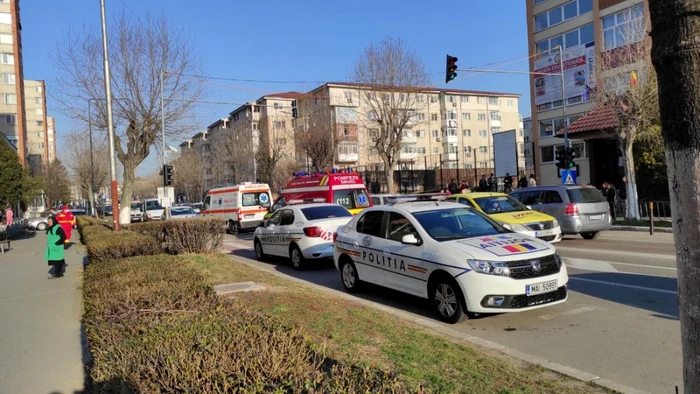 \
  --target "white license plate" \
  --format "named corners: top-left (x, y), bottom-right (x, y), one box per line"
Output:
top-left (526, 280), bottom-right (558, 296)
top-left (535, 229), bottom-right (554, 237)
top-left (588, 214), bottom-right (604, 220)
top-left (244, 214), bottom-right (255, 219)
